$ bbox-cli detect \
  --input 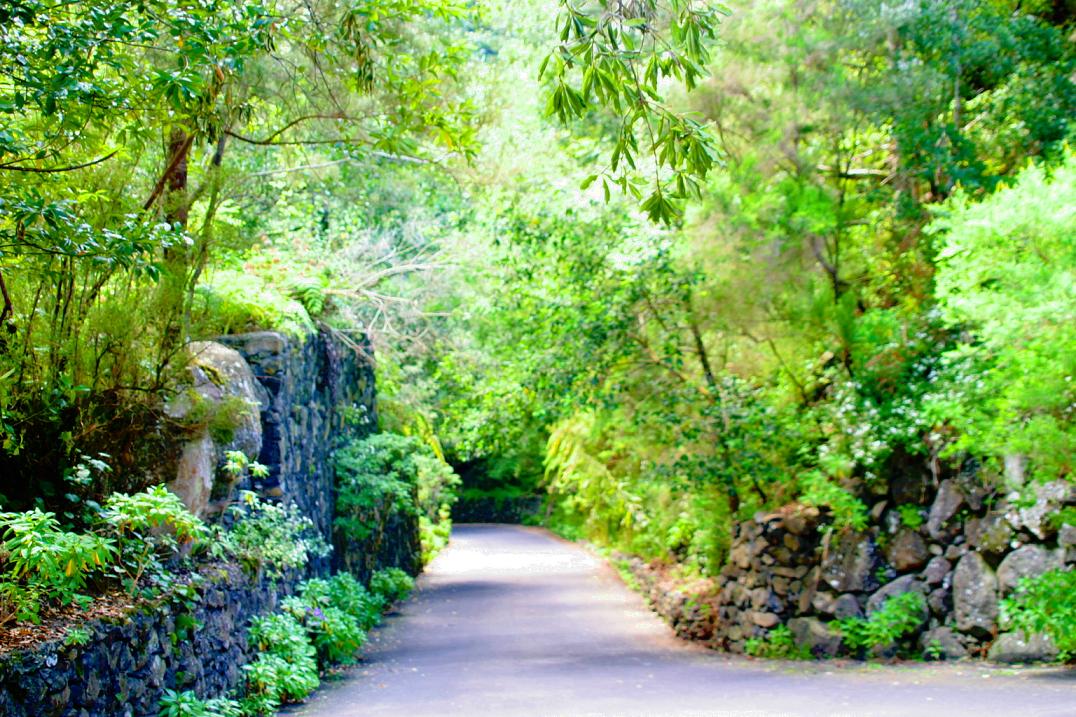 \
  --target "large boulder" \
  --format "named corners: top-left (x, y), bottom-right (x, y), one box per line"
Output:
top-left (169, 433), bottom-right (216, 521)
top-left (988, 631), bottom-right (1059, 664)
top-left (927, 480), bottom-right (965, 541)
top-left (953, 552), bottom-right (998, 639)
top-left (821, 531), bottom-right (882, 593)
top-left (996, 545), bottom-right (1062, 596)
top-left (788, 617), bottom-right (842, 658)
top-left (885, 529), bottom-right (929, 572)
top-left (165, 341), bottom-right (269, 517)
top-left (187, 341), bottom-right (268, 456)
